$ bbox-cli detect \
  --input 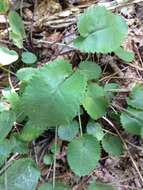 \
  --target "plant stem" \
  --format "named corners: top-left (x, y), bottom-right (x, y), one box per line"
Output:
top-left (0, 65), bottom-right (15, 76)
top-left (53, 126), bottom-right (58, 189)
